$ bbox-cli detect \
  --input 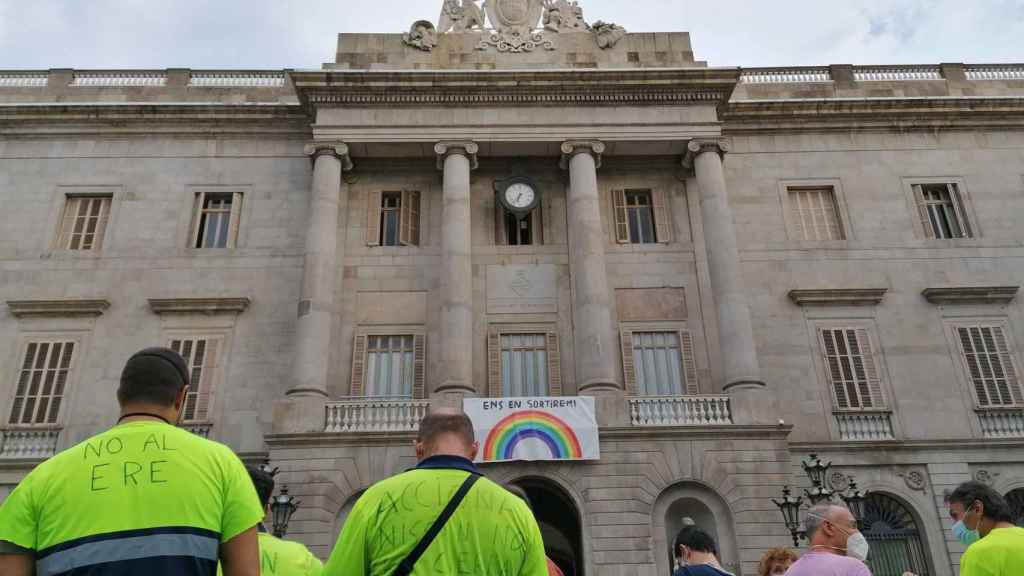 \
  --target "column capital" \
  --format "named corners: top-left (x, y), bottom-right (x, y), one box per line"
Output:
top-left (304, 141), bottom-right (354, 171)
top-left (434, 141), bottom-right (479, 170)
top-left (559, 140), bottom-right (605, 170)
top-left (681, 138), bottom-right (731, 170)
